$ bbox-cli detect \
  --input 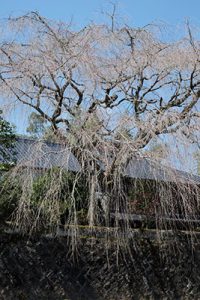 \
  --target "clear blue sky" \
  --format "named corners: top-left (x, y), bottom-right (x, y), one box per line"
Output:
top-left (1, 0), bottom-right (200, 134)
top-left (0, 0), bottom-right (200, 28)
